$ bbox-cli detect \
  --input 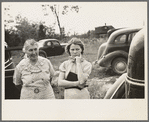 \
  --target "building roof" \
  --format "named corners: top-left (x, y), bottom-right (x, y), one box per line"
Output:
top-left (95, 25), bottom-right (115, 34)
